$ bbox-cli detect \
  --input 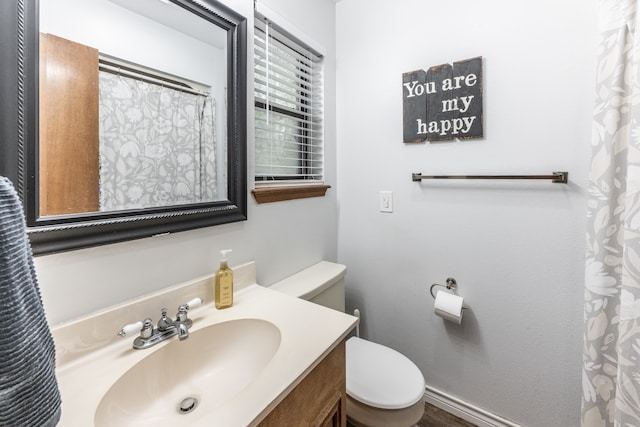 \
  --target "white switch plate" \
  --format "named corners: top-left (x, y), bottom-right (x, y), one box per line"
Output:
top-left (379, 191), bottom-right (393, 213)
